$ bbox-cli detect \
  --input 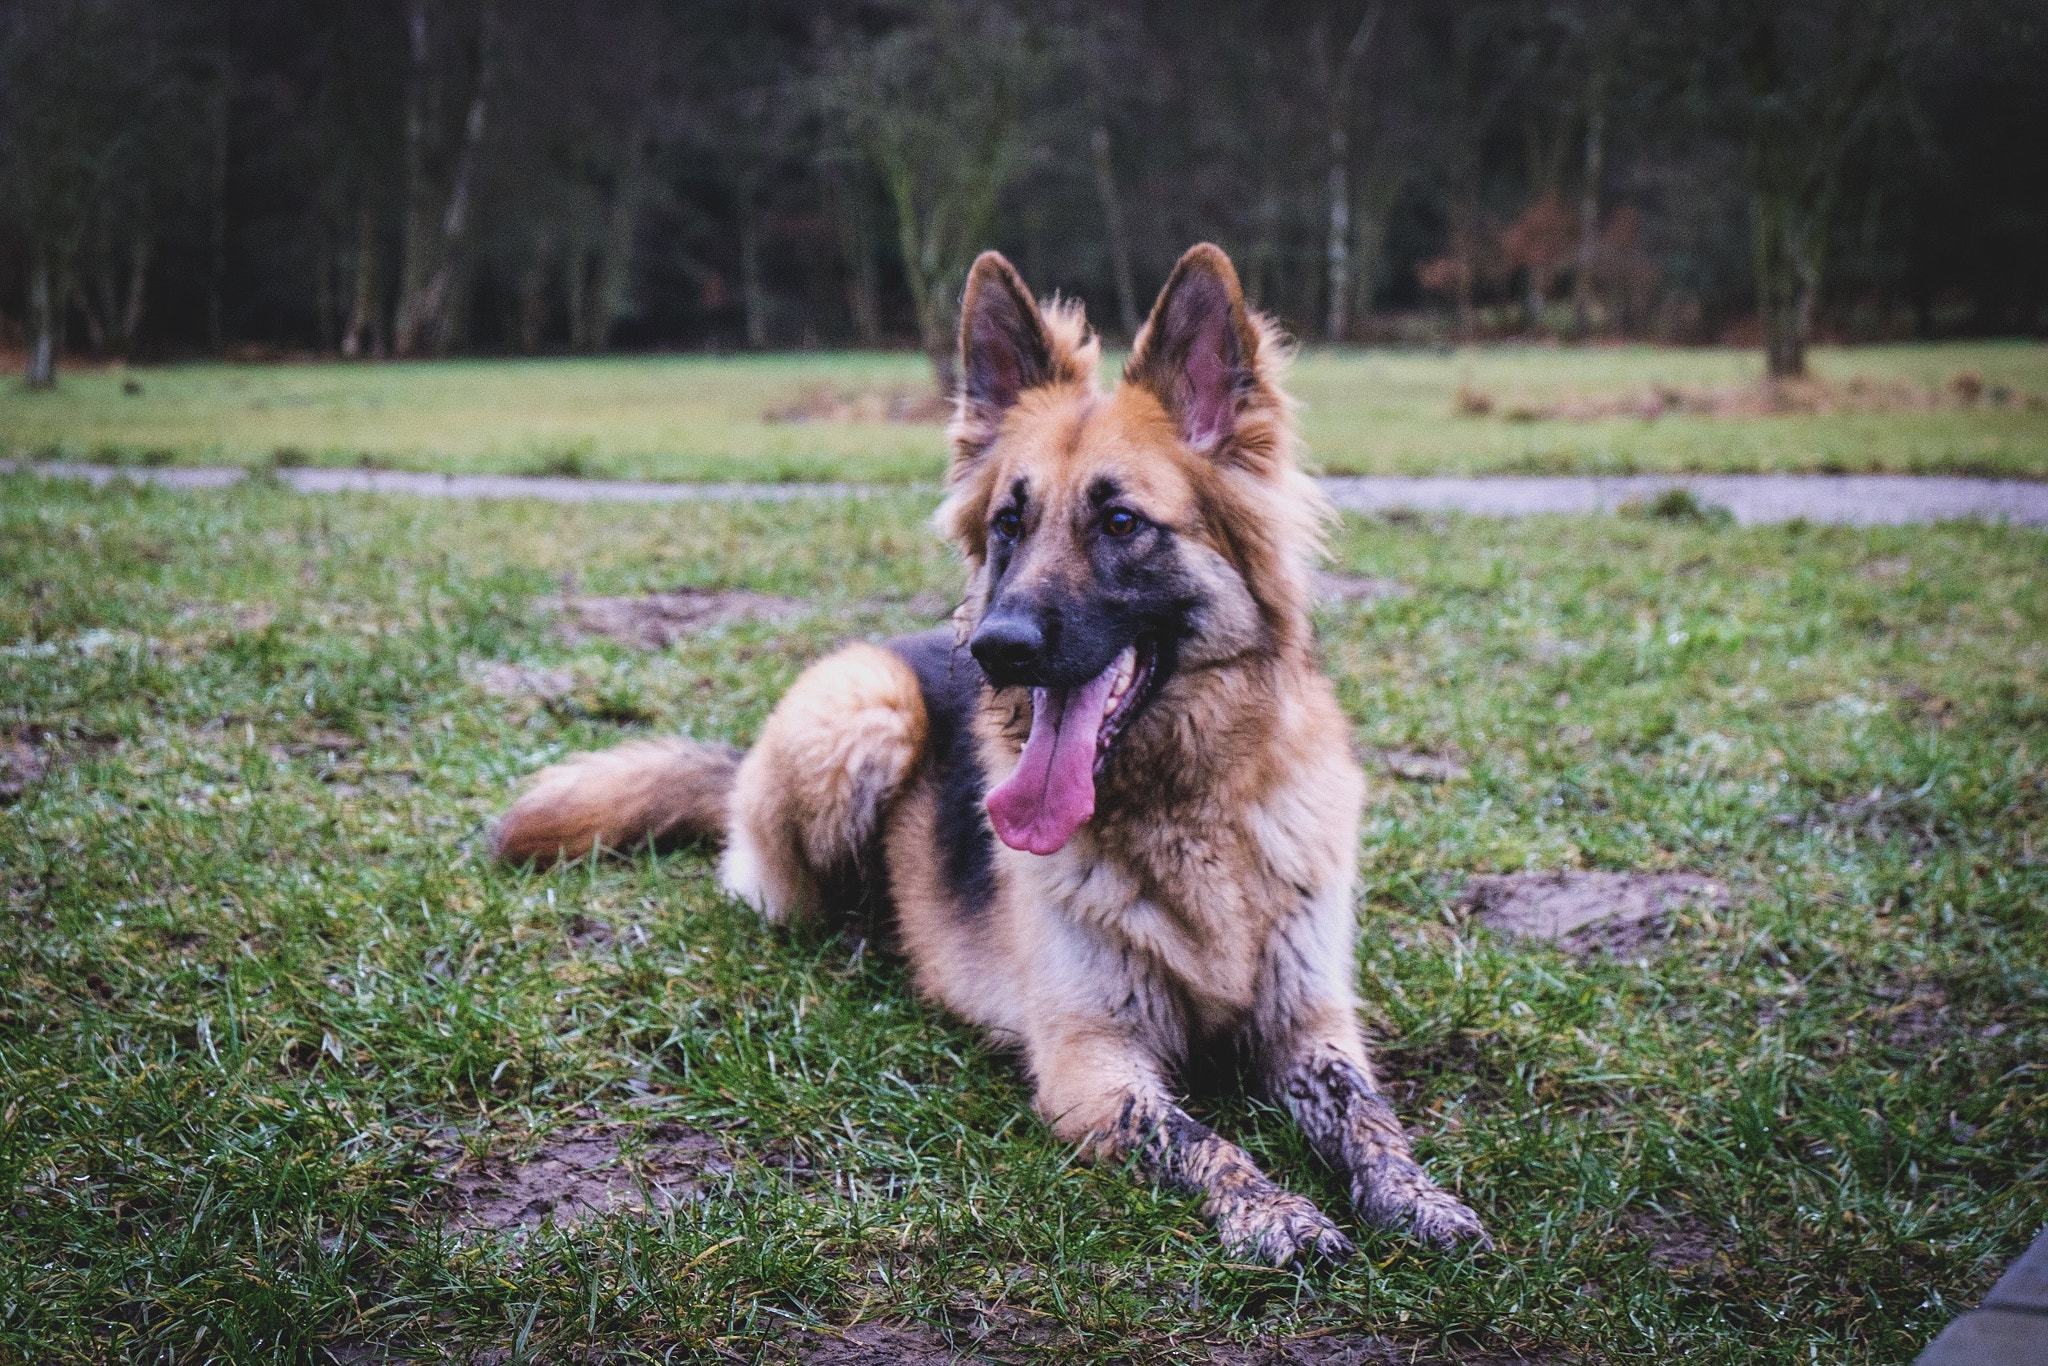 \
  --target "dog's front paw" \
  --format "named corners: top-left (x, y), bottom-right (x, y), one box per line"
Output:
top-left (1403, 1187), bottom-right (1489, 1249)
top-left (1213, 1188), bottom-right (1354, 1267)
top-left (1355, 1169), bottom-right (1490, 1250)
